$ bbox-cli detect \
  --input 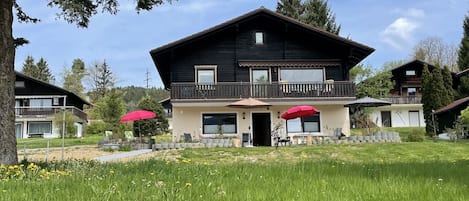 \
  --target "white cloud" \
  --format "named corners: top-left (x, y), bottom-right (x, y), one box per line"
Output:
top-left (380, 17), bottom-right (420, 49)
